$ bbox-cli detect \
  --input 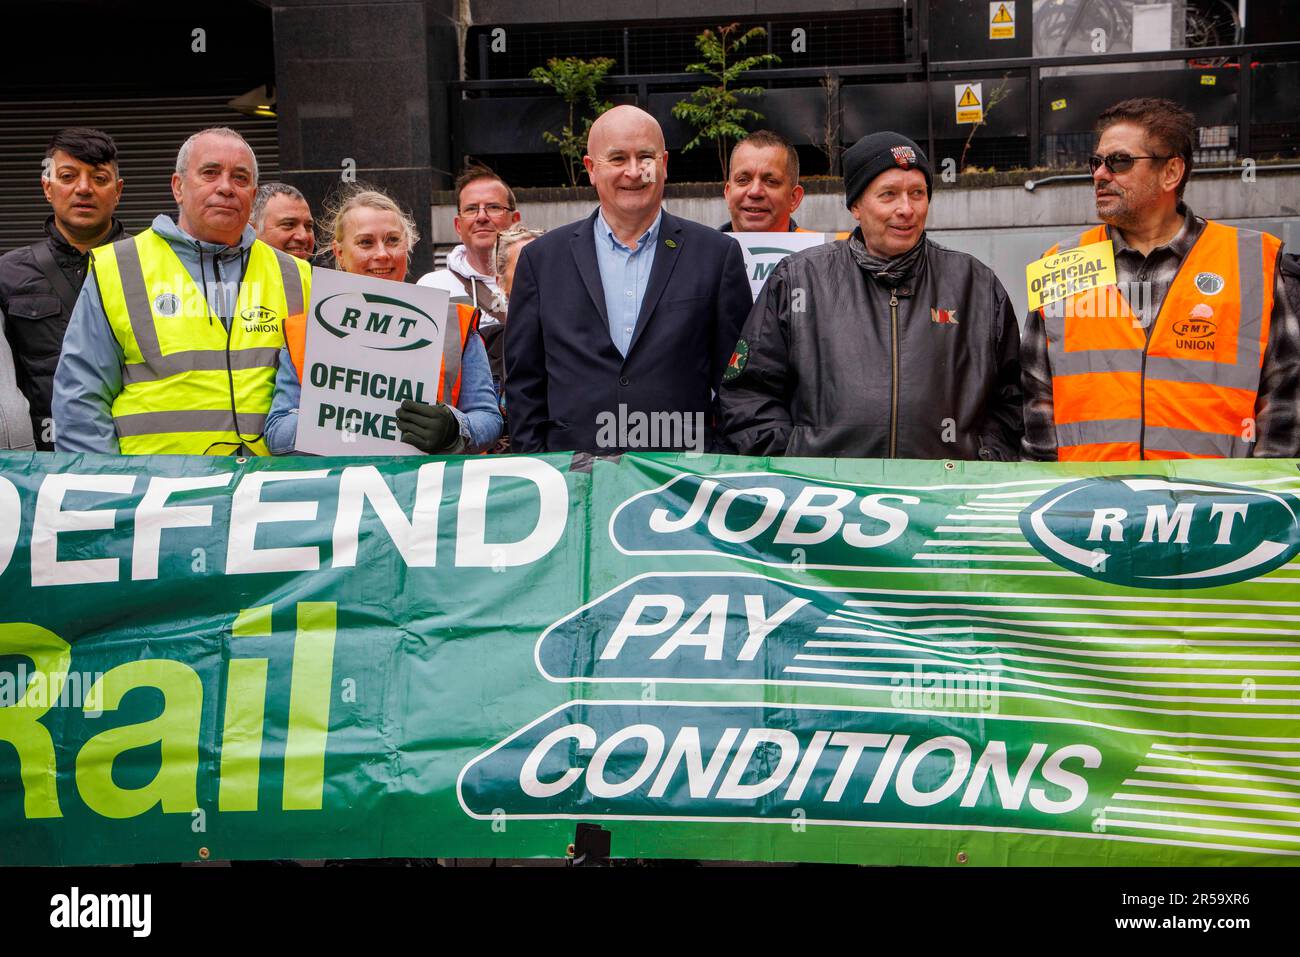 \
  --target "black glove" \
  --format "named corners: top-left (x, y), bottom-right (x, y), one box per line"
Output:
top-left (396, 400), bottom-right (464, 454)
